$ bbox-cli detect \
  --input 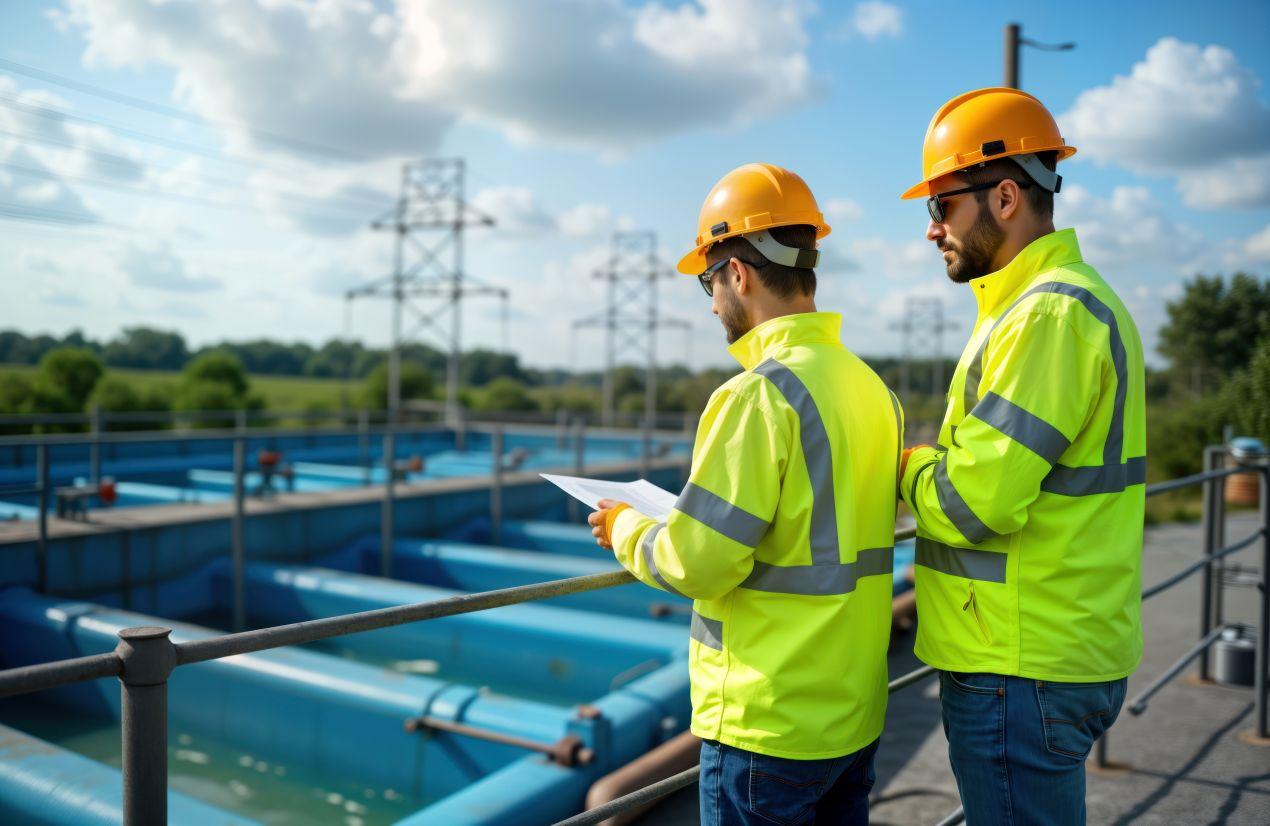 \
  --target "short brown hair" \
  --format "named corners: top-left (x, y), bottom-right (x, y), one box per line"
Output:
top-left (704, 224), bottom-right (818, 298)
top-left (956, 150), bottom-right (1059, 219)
